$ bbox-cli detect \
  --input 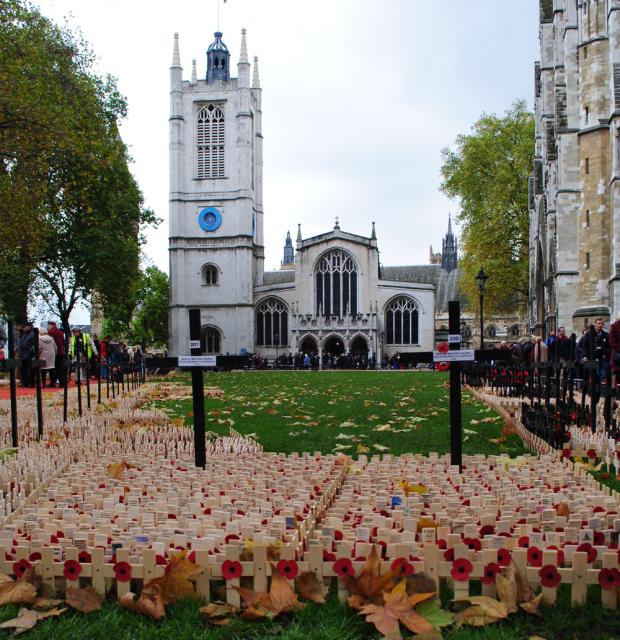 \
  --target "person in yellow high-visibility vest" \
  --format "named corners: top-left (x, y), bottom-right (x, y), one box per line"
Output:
top-left (70, 328), bottom-right (98, 382)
